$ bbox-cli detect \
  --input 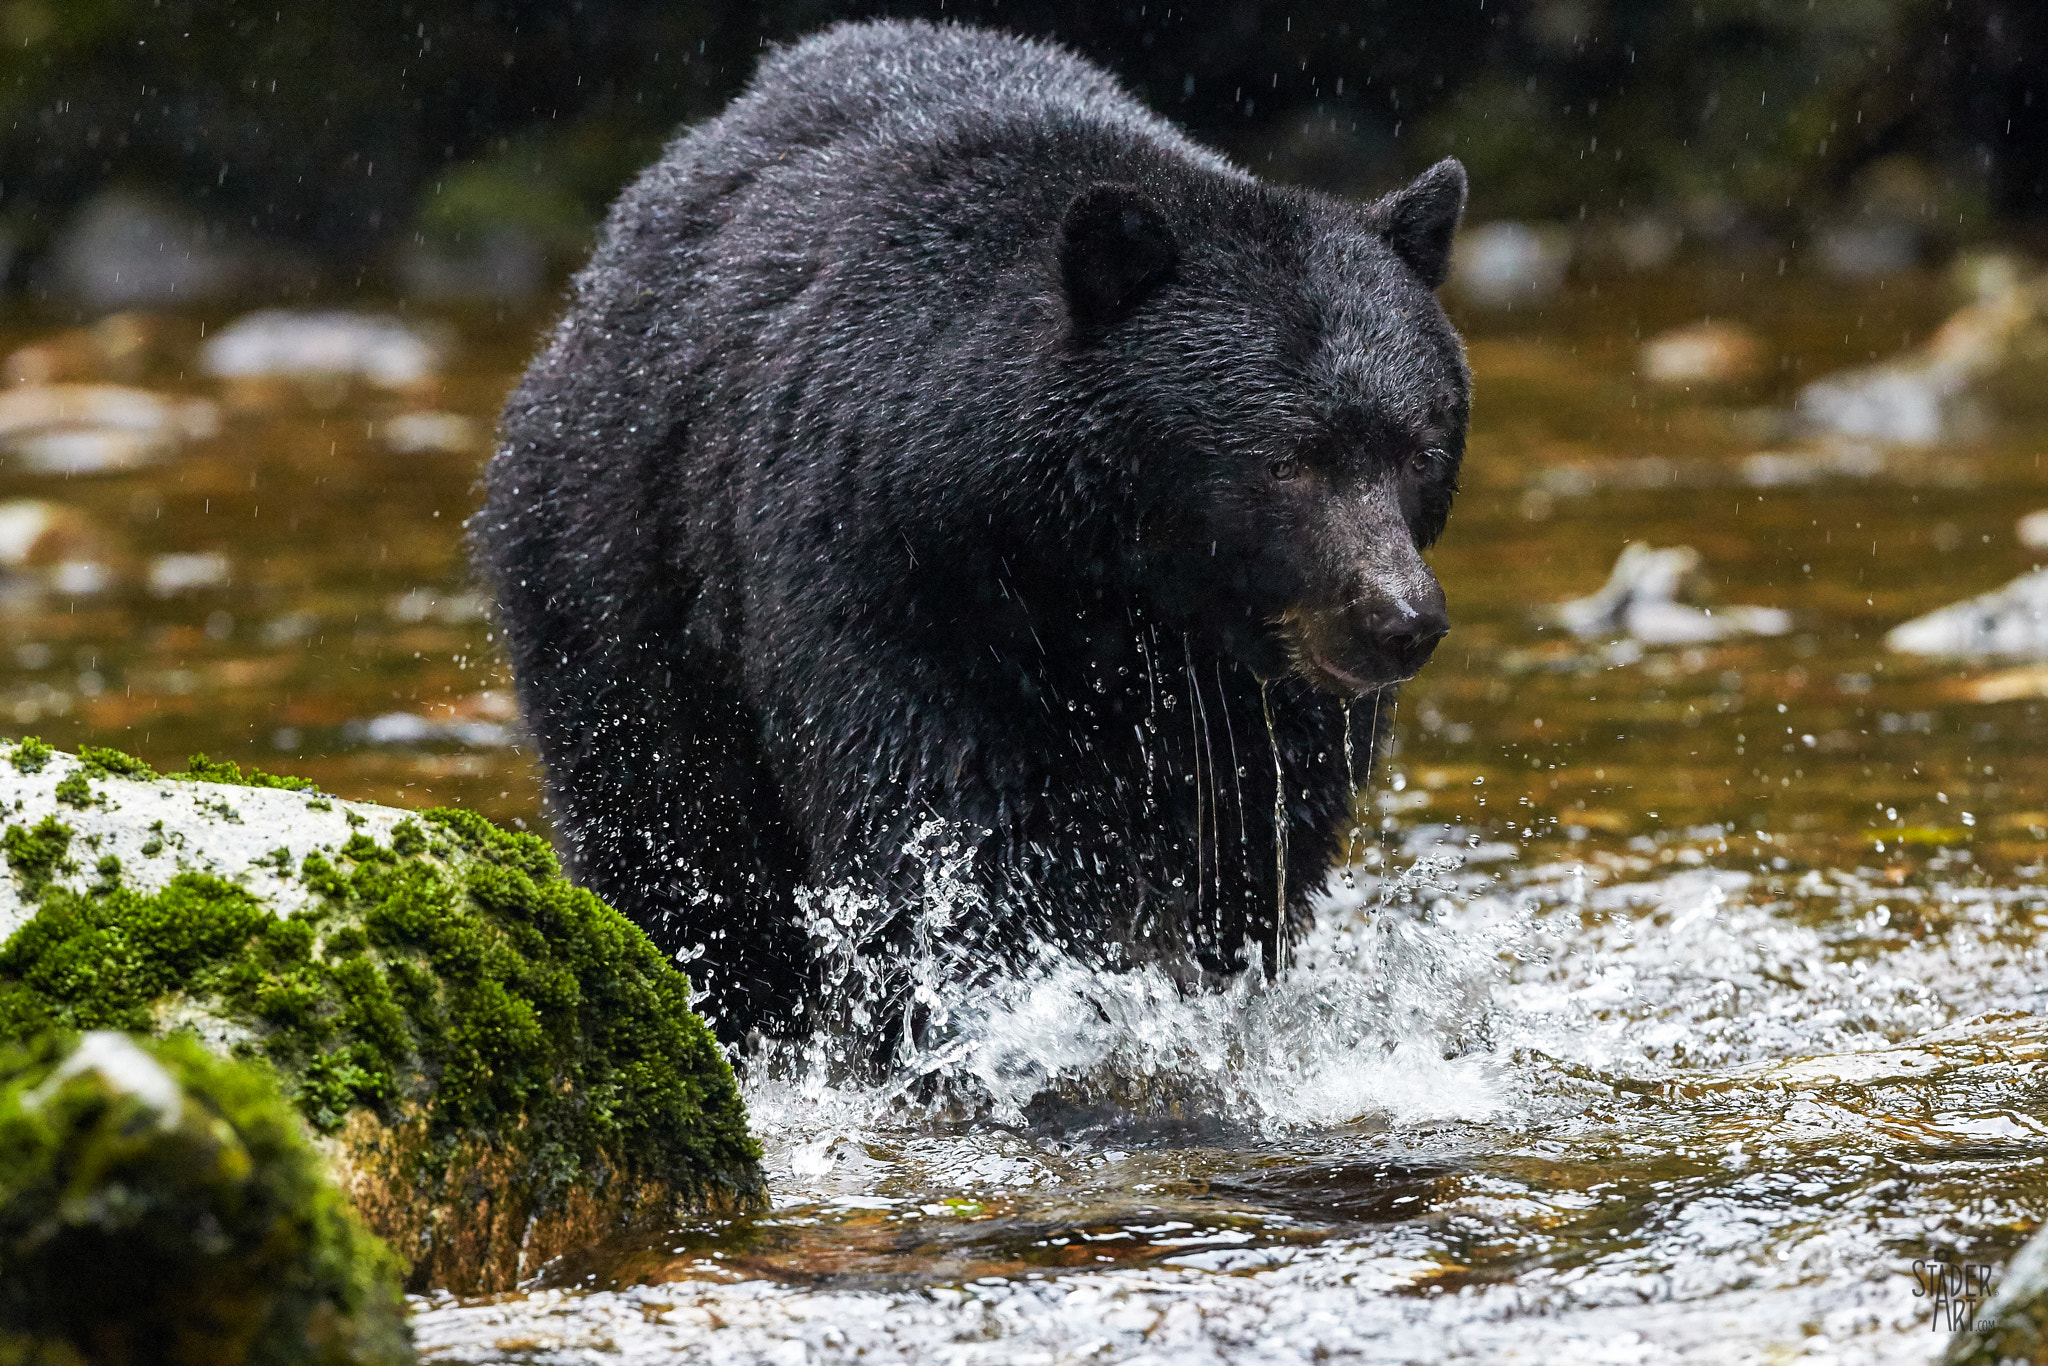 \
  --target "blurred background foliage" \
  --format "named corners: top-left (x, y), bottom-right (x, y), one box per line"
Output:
top-left (0, 0), bottom-right (2043, 299)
